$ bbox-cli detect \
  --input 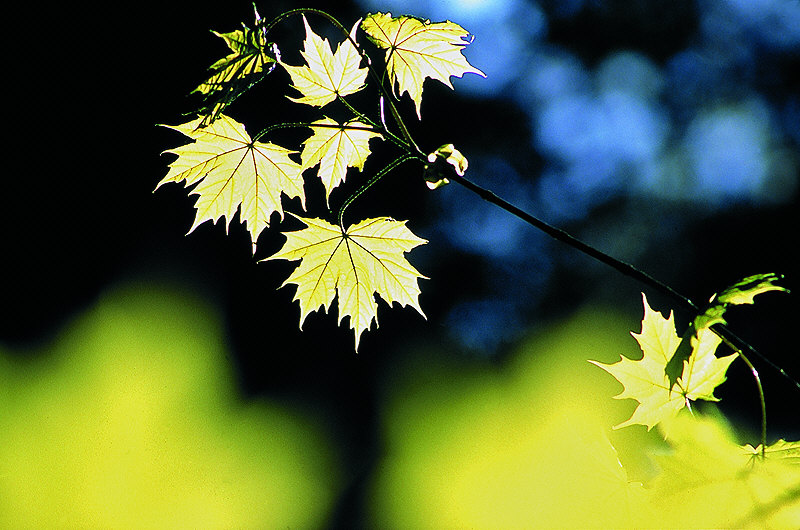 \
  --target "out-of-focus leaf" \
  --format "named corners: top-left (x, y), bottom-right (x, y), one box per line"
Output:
top-left (0, 283), bottom-right (341, 528)
top-left (649, 414), bottom-right (800, 528)
top-left (744, 439), bottom-right (800, 463)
